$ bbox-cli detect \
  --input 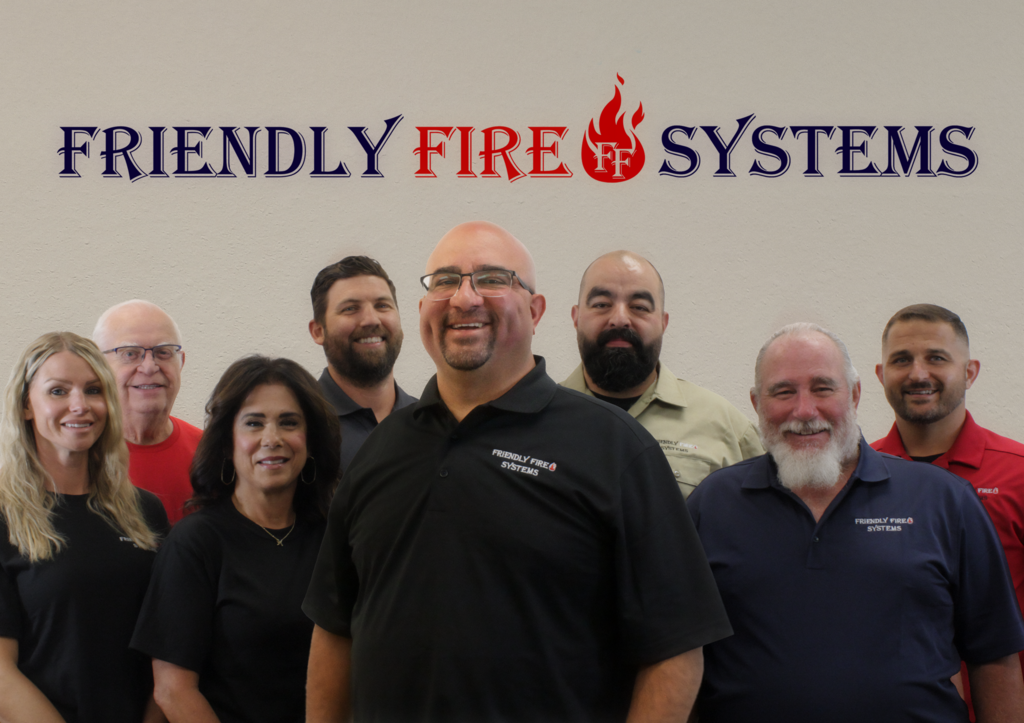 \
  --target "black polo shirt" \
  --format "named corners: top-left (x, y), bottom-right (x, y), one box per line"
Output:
top-left (318, 368), bottom-right (417, 473)
top-left (687, 439), bottom-right (1024, 723)
top-left (304, 357), bottom-right (731, 723)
